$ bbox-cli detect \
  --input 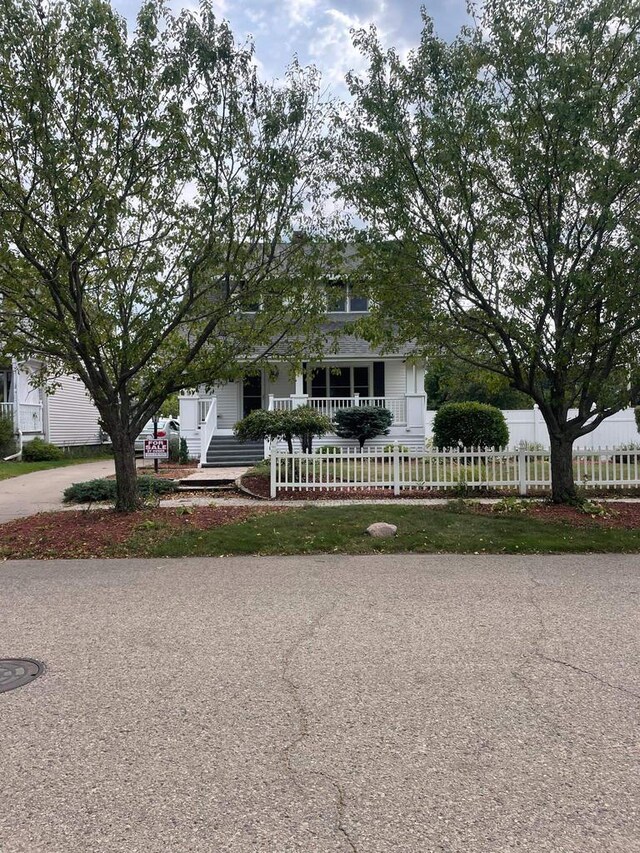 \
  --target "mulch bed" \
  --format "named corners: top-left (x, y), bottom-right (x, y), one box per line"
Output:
top-left (0, 505), bottom-right (289, 560)
top-left (474, 501), bottom-right (640, 529)
top-left (243, 474), bottom-right (514, 501)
